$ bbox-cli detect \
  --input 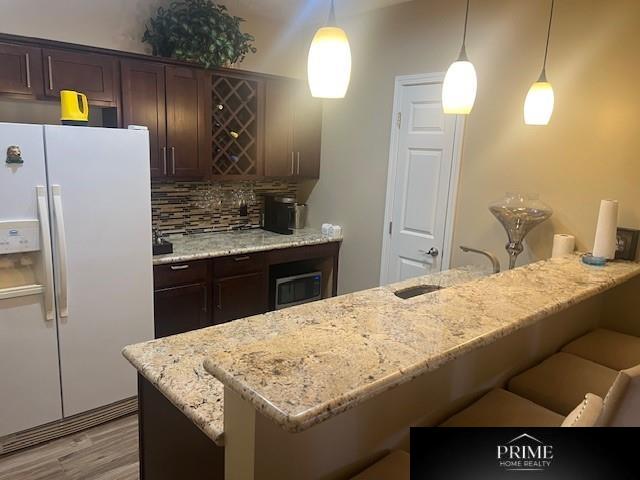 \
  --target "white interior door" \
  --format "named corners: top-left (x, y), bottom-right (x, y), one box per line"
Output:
top-left (0, 123), bottom-right (62, 436)
top-left (44, 125), bottom-right (154, 417)
top-left (381, 75), bottom-right (461, 284)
